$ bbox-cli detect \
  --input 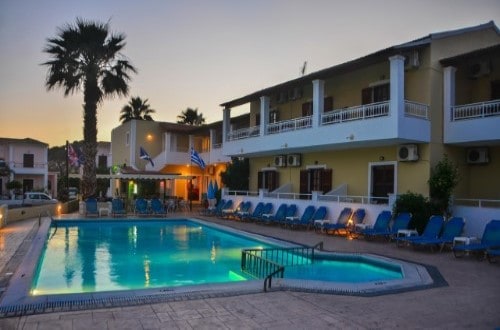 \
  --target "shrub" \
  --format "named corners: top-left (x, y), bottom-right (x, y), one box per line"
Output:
top-left (393, 191), bottom-right (432, 234)
top-left (428, 155), bottom-right (459, 217)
